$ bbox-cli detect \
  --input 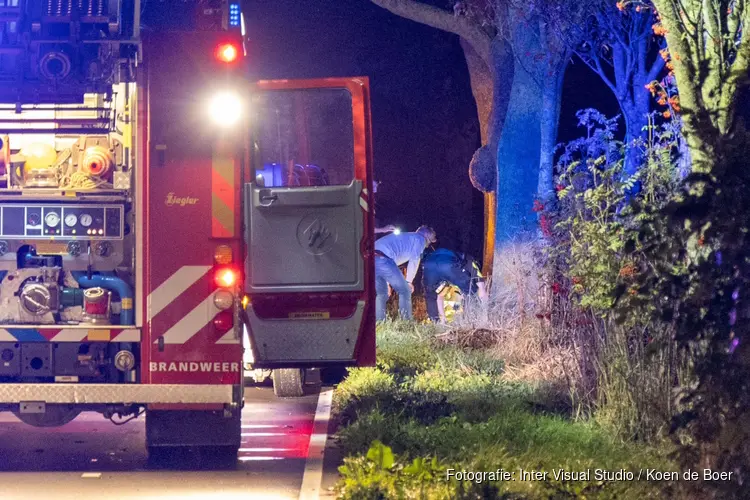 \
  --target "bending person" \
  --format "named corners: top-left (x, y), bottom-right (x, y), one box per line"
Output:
top-left (374, 225), bottom-right (436, 321)
top-left (422, 248), bottom-right (487, 323)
